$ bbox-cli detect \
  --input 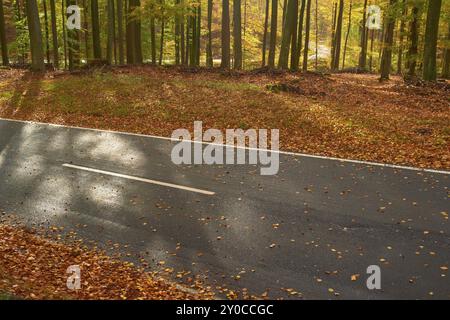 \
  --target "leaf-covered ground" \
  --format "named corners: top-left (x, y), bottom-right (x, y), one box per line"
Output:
top-left (0, 66), bottom-right (448, 169)
top-left (0, 220), bottom-right (215, 300)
